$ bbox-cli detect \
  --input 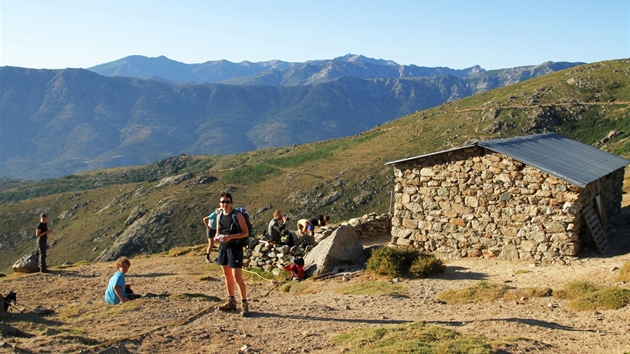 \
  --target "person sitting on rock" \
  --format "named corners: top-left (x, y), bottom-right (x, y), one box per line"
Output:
top-left (268, 210), bottom-right (288, 244)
